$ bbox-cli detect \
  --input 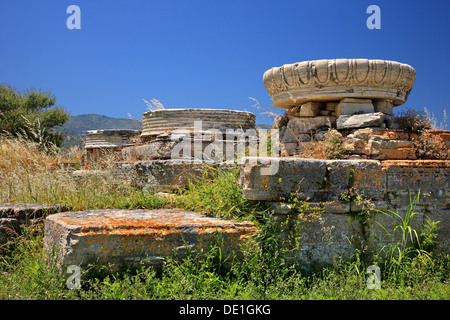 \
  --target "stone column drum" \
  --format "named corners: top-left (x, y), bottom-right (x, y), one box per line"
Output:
top-left (85, 129), bottom-right (140, 160)
top-left (123, 109), bottom-right (256, 161)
